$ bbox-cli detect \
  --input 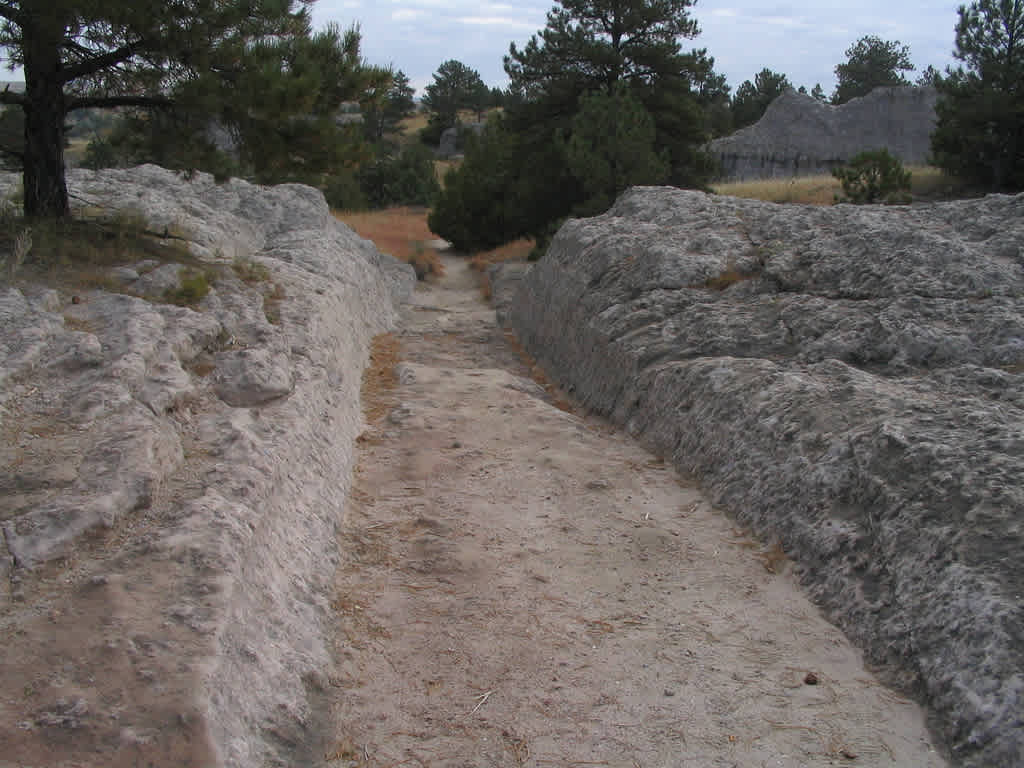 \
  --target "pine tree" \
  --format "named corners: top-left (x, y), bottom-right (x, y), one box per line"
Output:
top-left (566, 83), bottom-right (669, 214)
top-left (0, 0), bottom-right (351, 218)
top-left (832, 36), bottom-right (914, 104)
top-left (932, 0), bottom-right (1024, 190)
top-left (429, 0), bottom-right (709, 253)
top-left (421, 60), bottom-right (487, 142)
top-left (731, 68), bottom-right (791, 128)
top-left (504, 0), bottom-right (706, 184)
